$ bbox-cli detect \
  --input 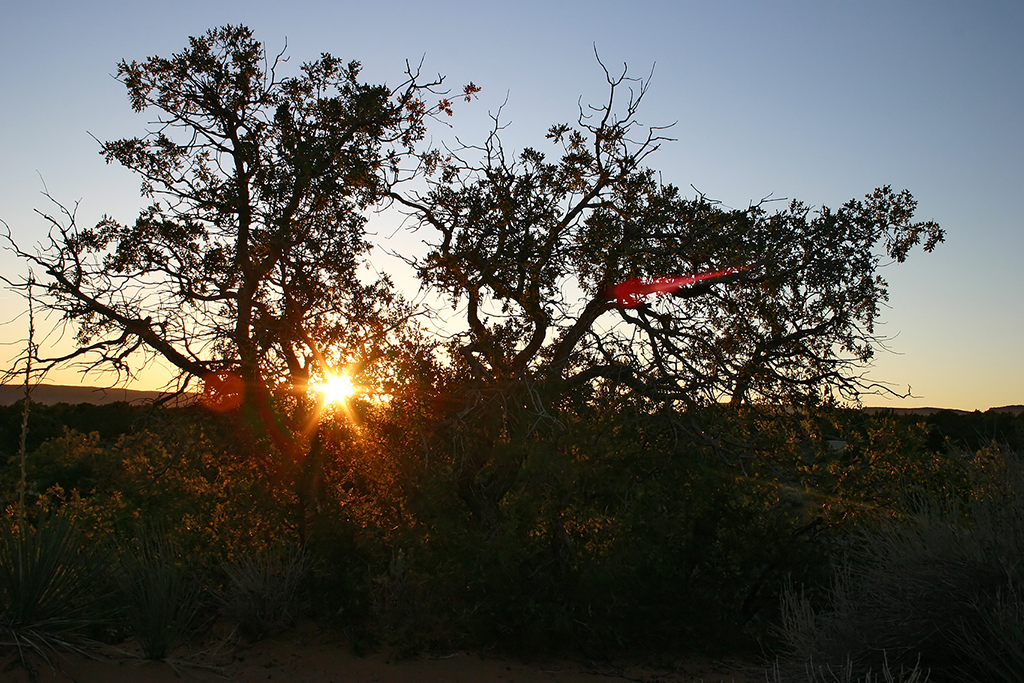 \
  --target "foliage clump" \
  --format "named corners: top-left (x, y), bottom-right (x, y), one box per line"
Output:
top-left (2, 396), bottom-right (1022, 679)
top-left (774, 445), bottom-right (1024, 682)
